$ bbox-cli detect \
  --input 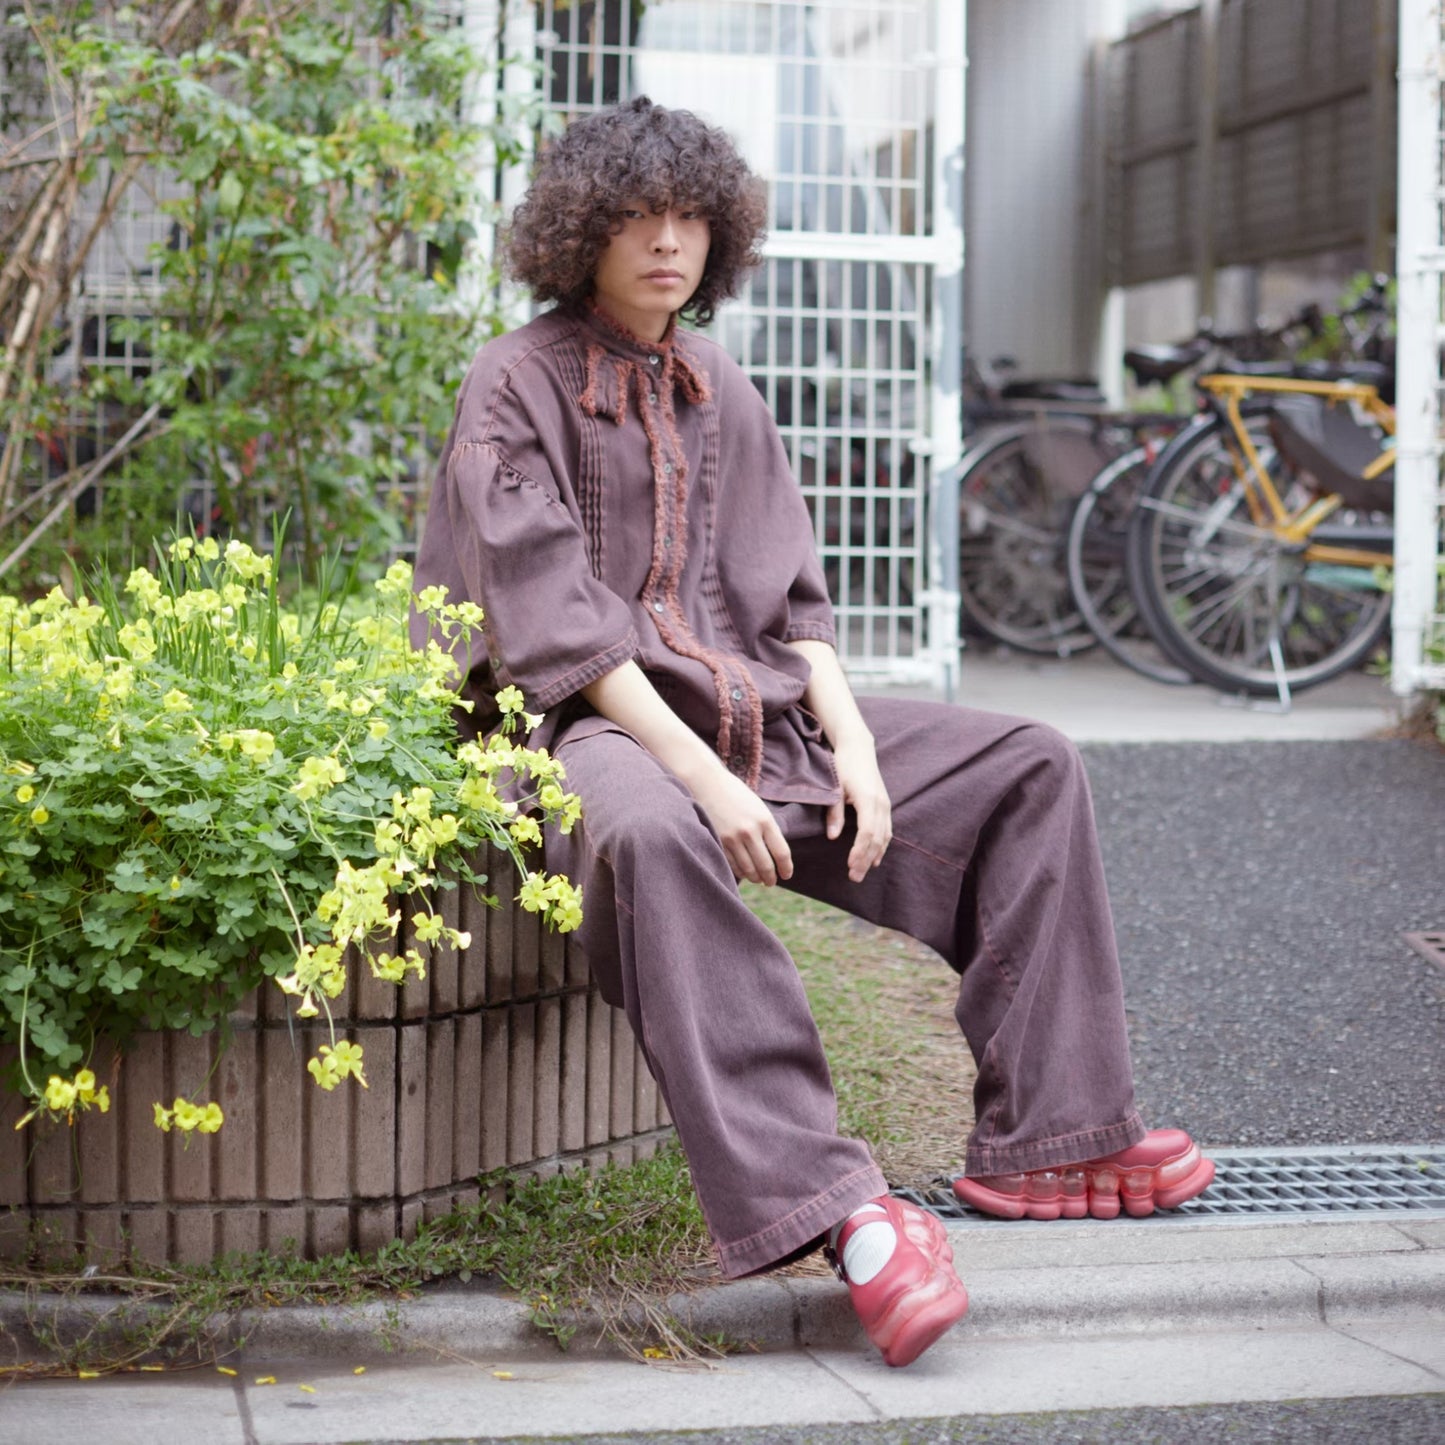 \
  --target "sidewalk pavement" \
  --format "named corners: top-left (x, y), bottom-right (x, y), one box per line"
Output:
top-left (3, 656), bottom-right (1440, 1442)
top-left (879, 644), bottom-right (1404, 744)
top-left (4, 1210), bottom-right (1443, 1442)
